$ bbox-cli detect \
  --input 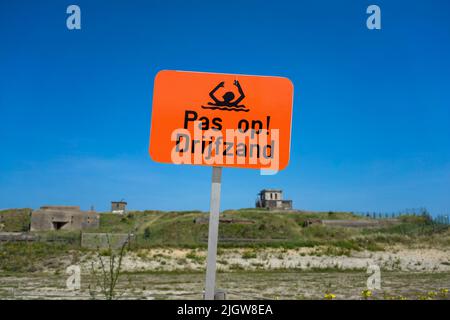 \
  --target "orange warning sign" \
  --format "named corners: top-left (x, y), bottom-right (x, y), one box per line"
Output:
top-left (149, 70), bottom-right (294, 170)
